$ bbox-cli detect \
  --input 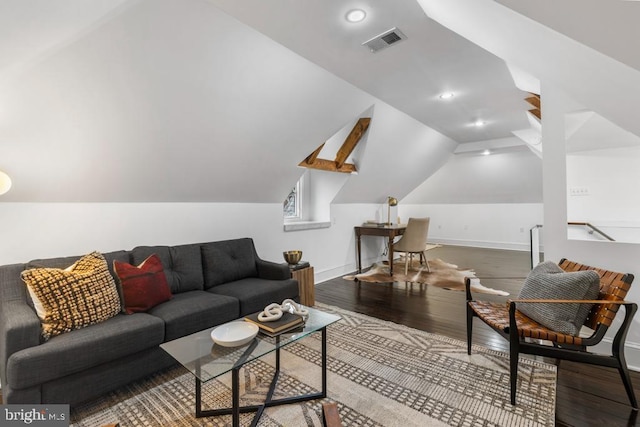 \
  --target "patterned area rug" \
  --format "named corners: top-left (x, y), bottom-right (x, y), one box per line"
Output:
top-left (70, 304), bottom-right (556, 426)
top-left (344, 258), bottom-right (510, 296)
